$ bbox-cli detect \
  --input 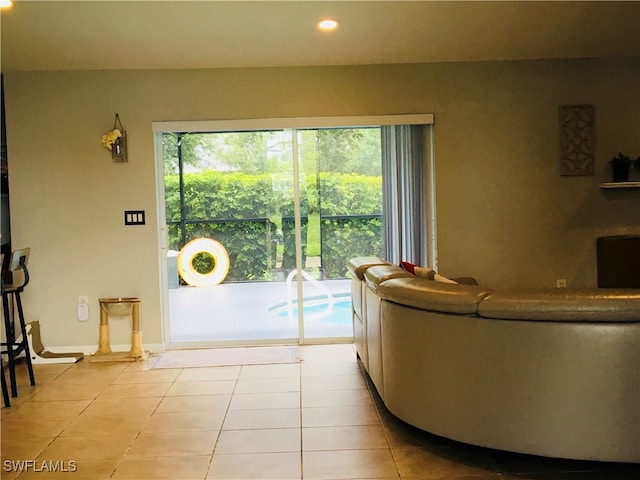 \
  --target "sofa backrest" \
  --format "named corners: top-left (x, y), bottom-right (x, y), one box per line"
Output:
top-left (478, 288), bottom-right (640, 322)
